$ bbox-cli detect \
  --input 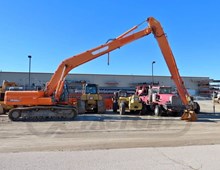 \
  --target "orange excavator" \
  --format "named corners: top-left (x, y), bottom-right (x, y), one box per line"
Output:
top-left (4, 17), bottom-right (198, 121)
